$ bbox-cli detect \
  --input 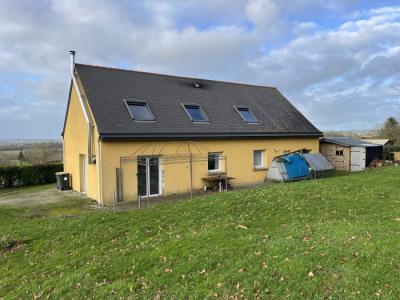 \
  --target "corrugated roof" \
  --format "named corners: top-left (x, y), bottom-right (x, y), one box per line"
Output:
top-left (320, 137), bottom-right (381, 147)
top-left (361, 139), bottom-right (391, 145)
top-left (75, 64), bottom-right (322, 140)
